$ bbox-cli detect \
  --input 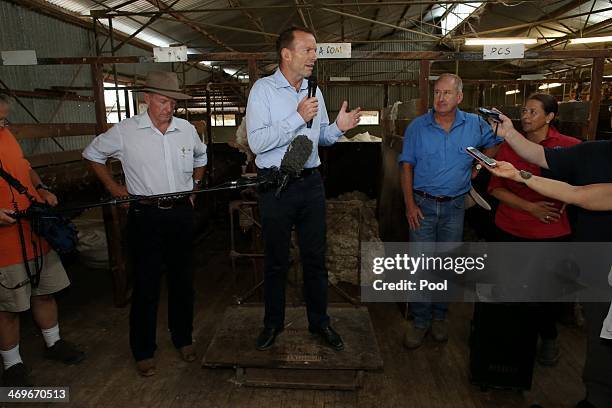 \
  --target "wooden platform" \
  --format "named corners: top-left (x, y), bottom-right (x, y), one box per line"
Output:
top-left (203, 306), bottom-right (383, 371)
top-left (236, 368), bottom-right (364, 390)
top-left (202, 306), bottom-right (382, 389)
